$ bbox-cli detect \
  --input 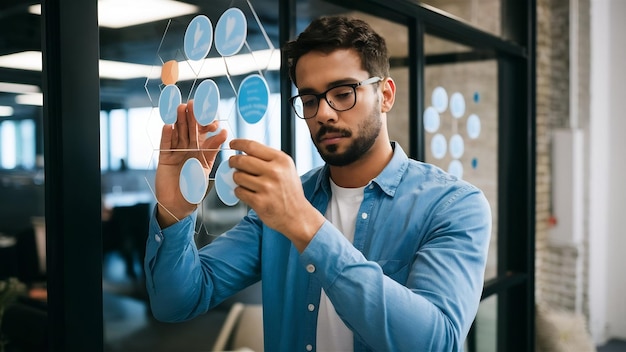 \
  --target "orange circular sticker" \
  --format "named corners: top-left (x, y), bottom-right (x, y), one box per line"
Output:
top-left (161, 60), bottom-right (179, 85)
